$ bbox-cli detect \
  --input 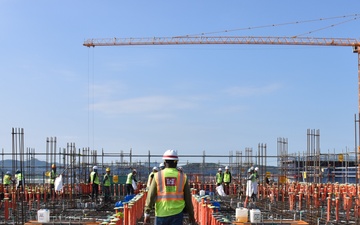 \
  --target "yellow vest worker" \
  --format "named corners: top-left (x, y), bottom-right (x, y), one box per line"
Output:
top-left (90, 166), bottom-right (99, 202)
top-left (126, 169), bottom-right (137, 195)
top-left (144, 149), bottom-right (195, 225)
top-left (215, 168), bottom-right (223, 186)
top-left (147, 166), bottom-right (158, 188)
top-left (3, 171), bottom-right (12, 185)
top-left (103, 167), bottom-right (111, 203)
